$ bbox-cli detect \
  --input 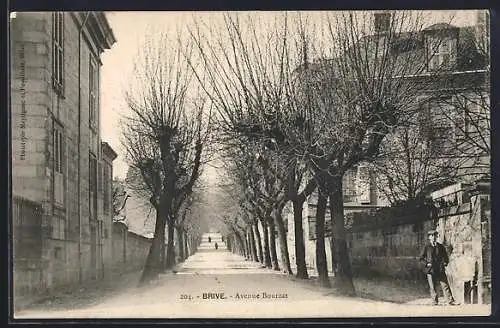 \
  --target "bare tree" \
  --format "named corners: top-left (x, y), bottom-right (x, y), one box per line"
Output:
top-left (187, 12), bottom-right (319, 279)
top-left (121, 30), bottom-right (210, 284)
top-left (279, 11), bottom-right (437, 295)
top-left (372, 122), bottom-right (466, 205)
